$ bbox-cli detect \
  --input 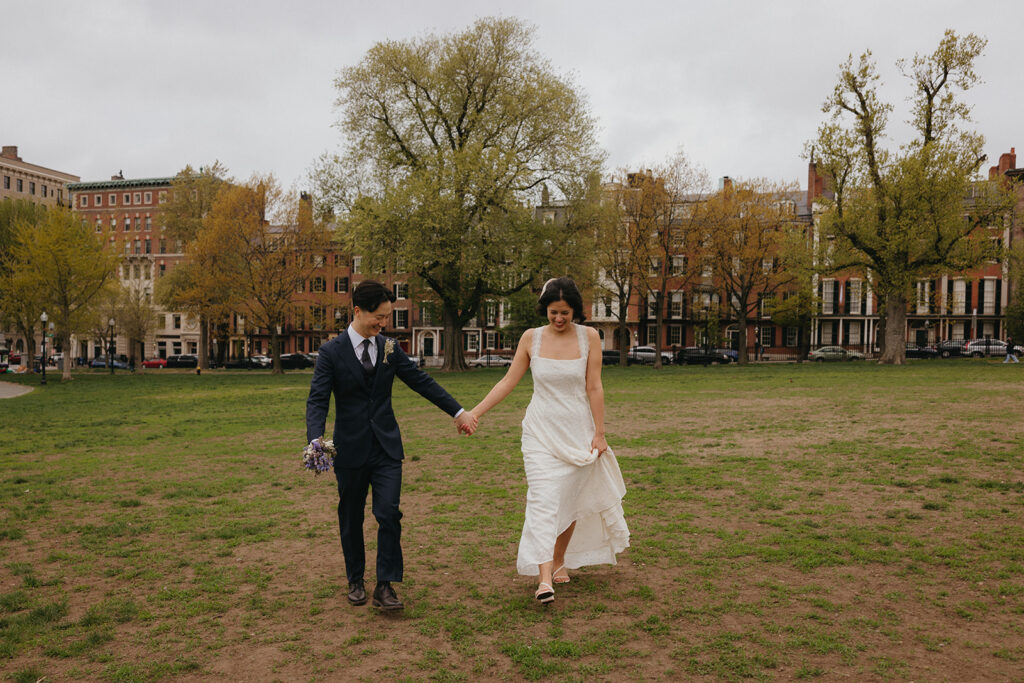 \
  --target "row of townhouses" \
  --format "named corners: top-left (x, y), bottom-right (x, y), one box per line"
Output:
top-left (1, 144), bottom-right (1021, 365)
